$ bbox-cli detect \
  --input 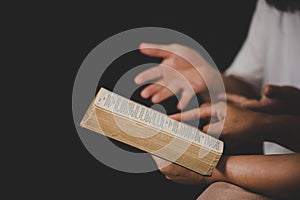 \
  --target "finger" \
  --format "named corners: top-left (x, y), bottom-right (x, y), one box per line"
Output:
top-left (139, 43), bottom-right (171, 58)
top-left (241, 99), bottom-right (265, 109)
top-left (135, 65), bottom-right (162, 84)
top-left (198, 103), bottom-right (214, 119)
top-left (264, 85), bottom-right (300, 100)
top-left (203, 122), bottom-right (222, 138)
top-left (151, 87), bottom-right (178, 103)
top-left (202, 124), bottom-right (209, 133)
top-left (200, 102), bottom-right (227, 120)
top-left (217, 93), bottom-right (226, 100)
top-left (219, 93), bottom-right (249, 104)
top-left (151, 155), bottom-right (172, 170)
top-left (140, 83), bottom-right (163, 99)
top-left (169, 108), bottom-right (201, 121)
top-left (177, 89), bottom-right (194, 110)
top-left (264, 85), bottom-right (282, 98)
top-left (169, 113), bottom-right (181, 121)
